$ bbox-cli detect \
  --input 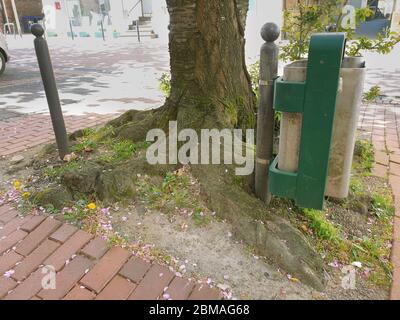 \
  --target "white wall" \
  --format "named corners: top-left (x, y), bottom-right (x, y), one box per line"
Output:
top-left (41, 0), bottom-right (69, 34)
top-left (245, 0), bottom-right (284, 60)
top-left (151, 0), bottom-right (169, 41)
